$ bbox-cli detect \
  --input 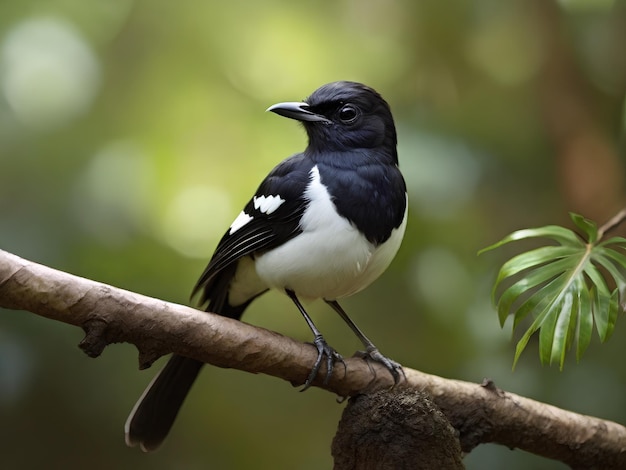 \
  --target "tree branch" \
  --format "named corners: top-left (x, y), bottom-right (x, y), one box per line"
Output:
top-left (1, 248), bottom-right (625, 468)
